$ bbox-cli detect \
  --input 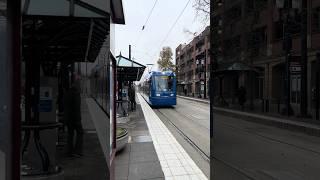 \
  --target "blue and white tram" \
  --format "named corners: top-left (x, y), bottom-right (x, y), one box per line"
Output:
top-left (140, 71), bottom-right (176, 106)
